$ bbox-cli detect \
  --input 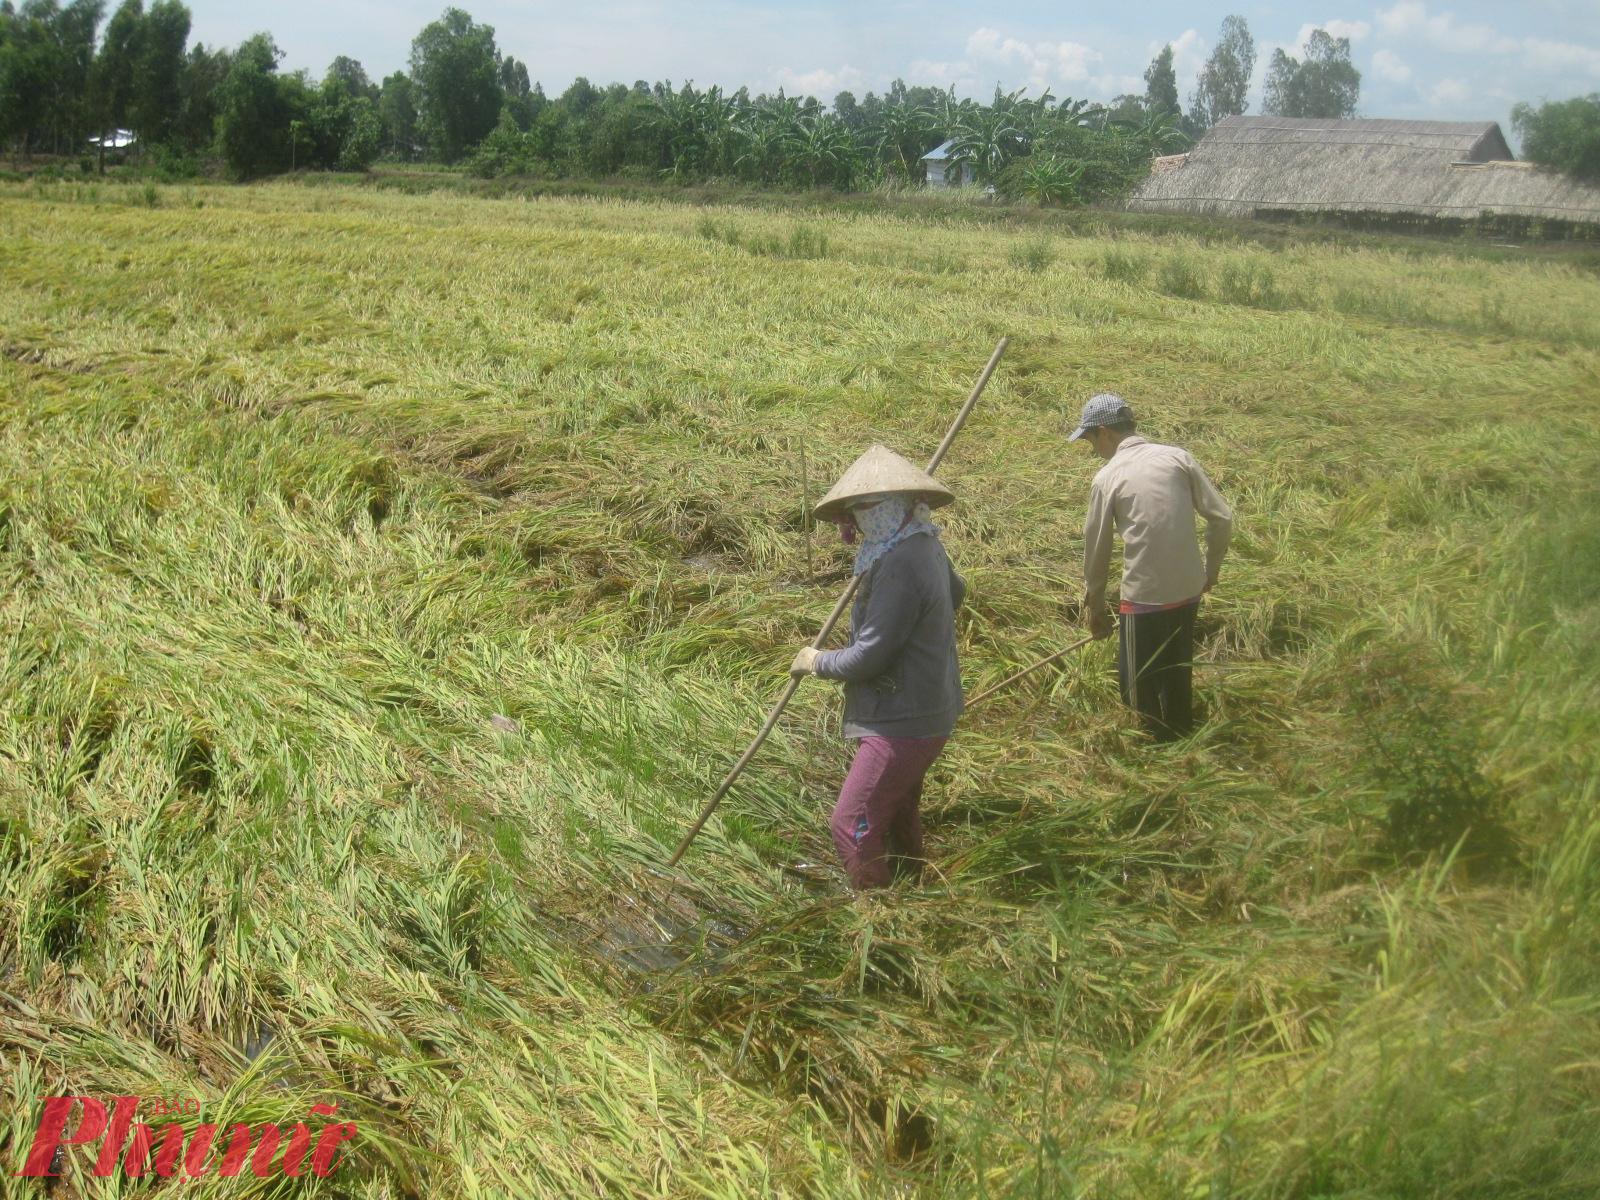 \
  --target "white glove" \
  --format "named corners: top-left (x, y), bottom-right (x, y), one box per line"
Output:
top-left (790, 646), bottom-right (821, 675)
